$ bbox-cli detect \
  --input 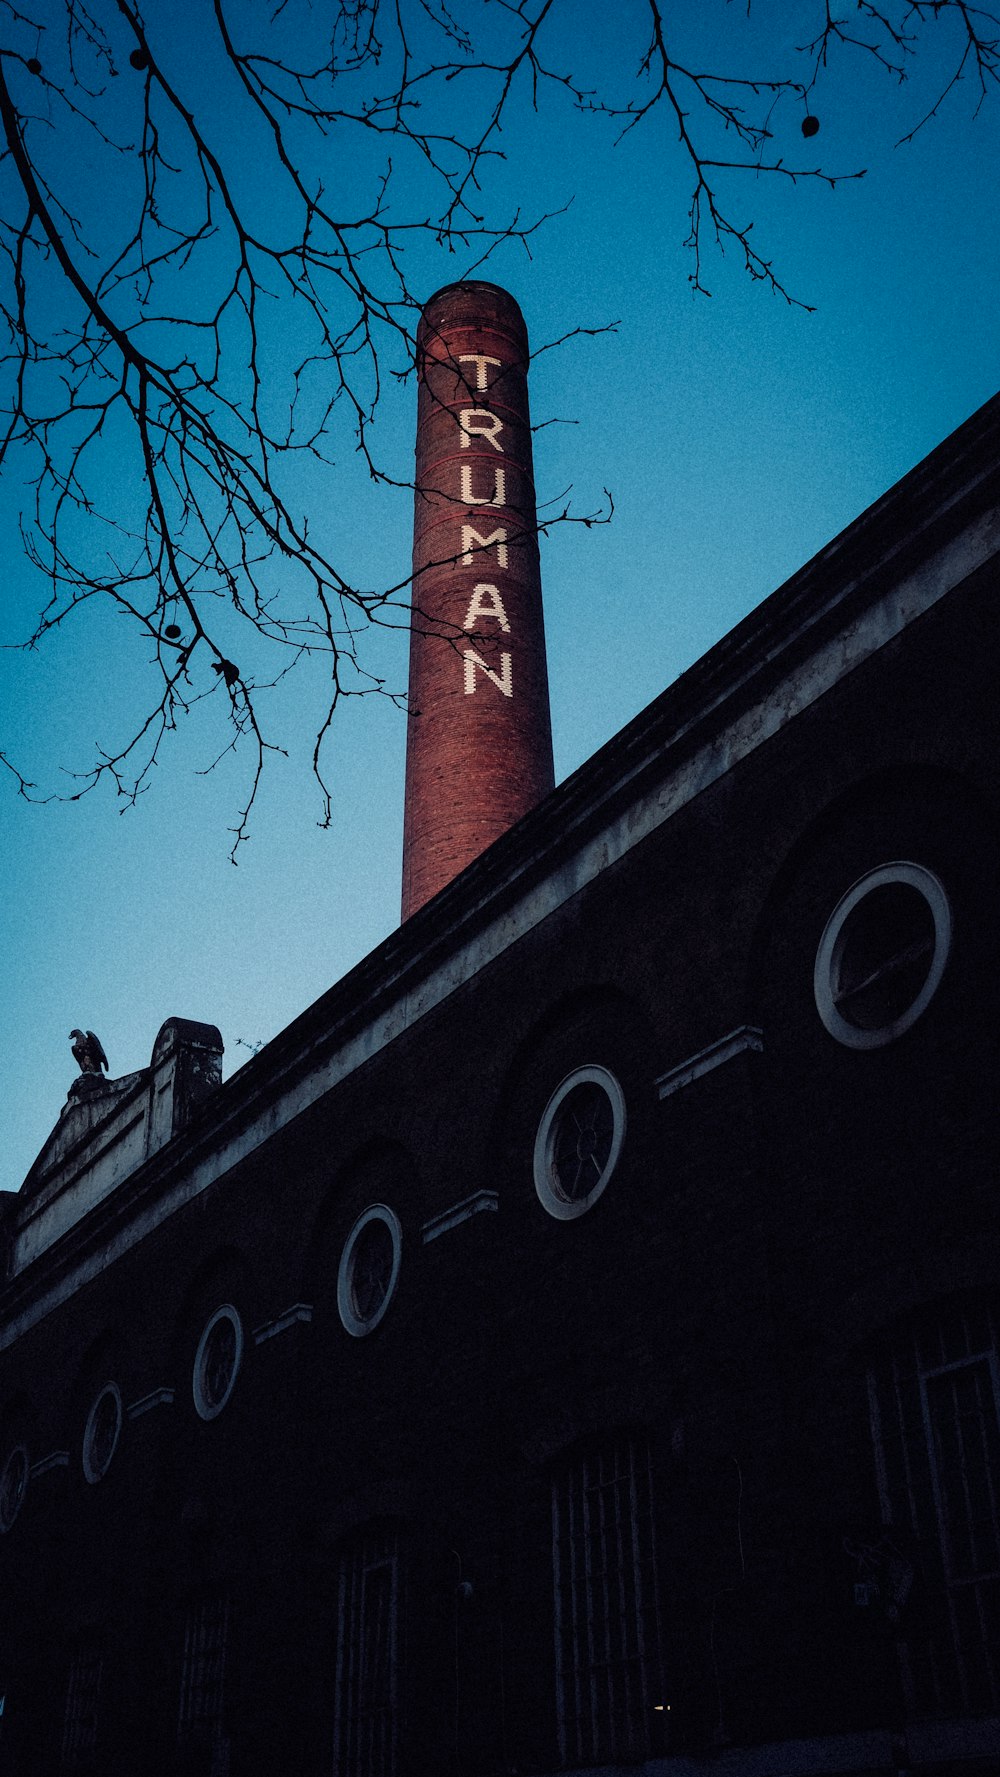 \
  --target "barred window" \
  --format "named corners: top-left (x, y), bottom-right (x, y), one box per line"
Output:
top-left (177, 1592), bottom-right (229, 1761)
top-left (333, 1524), bottom-right (402, 1777)
top-left (868, 1298), bottom-right (1000, 1715)
top-left (551, 1433), bottom-right (664, 1765)
top-left (61, 1640), bottom-right (103, 1774)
